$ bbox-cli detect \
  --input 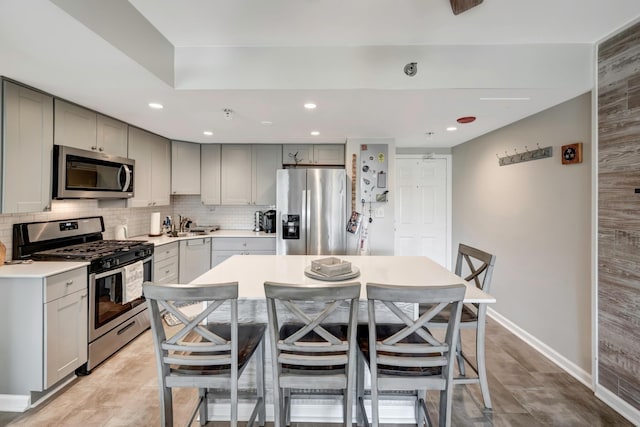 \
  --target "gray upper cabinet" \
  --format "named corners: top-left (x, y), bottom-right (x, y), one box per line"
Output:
top-left (282, 144), bottom-right (344, 166)
top-left (96, 114), bottom-right (128, 157)
top-left (201, 144), bottom-right (221, 205)
top-left (171, 141), bottom-right (201, 195)
top-left (221, 145), bottom-right (253, 205)
top-left (2, 81), bottom-right (53, 213)
top-left (253, 145), bottom-right (282, 205)
top-left (221, 144), bottom-right (281, 205)
top-left (54, 99), bottom-right (127, 157)
top-left (313, 144), bottom-right (345, 165)
top-left (128, 127), bottom-right (171, 208)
